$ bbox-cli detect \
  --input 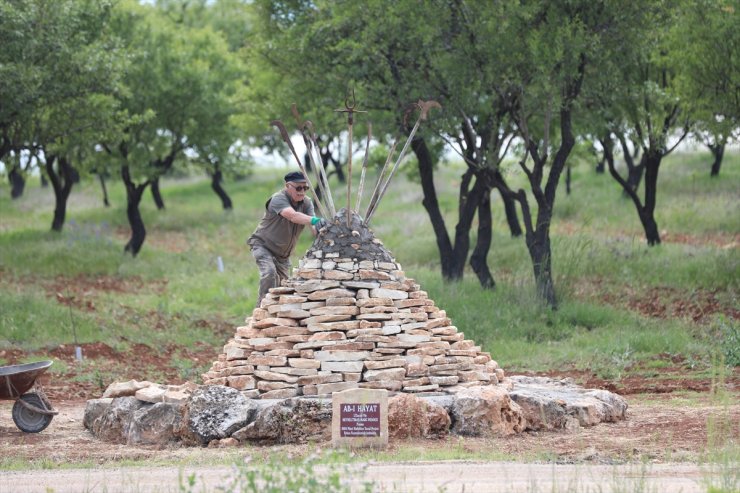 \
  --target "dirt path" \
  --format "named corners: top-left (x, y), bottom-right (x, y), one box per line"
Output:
top-left (0, 461), bottom-right (713, 493)
top-left (0, 391), bottom-right (737, 492)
